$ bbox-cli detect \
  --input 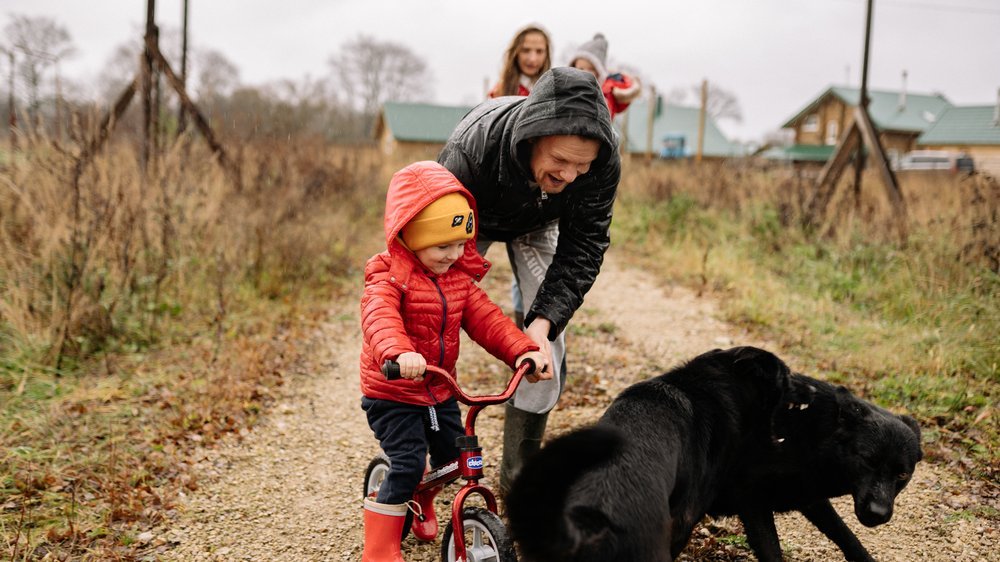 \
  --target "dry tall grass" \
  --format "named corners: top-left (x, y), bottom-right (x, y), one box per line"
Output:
top-left (0, 137), bottom-right (384, 369)
top-left (1, 135), bottom-right (387, 559)
top-left (619, 160), bottom-right (999, 268)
